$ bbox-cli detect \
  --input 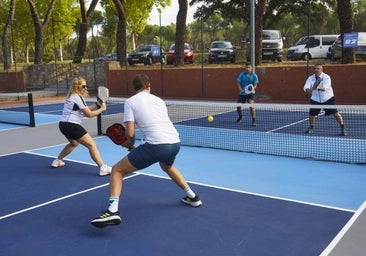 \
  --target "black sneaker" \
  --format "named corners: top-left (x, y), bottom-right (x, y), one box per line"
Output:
top-left (251, 121), bottom-right (256, 126)
top-left (91, 210), bottom-right (122, 228)
top-left (236, 116), bottom-right (242, 123)
top-left (305, 127), bottom-right (313, 134)
top-left (341, 128), bottom-right (348, 136)
top-left (181, 195), bottom-right (202, 207)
